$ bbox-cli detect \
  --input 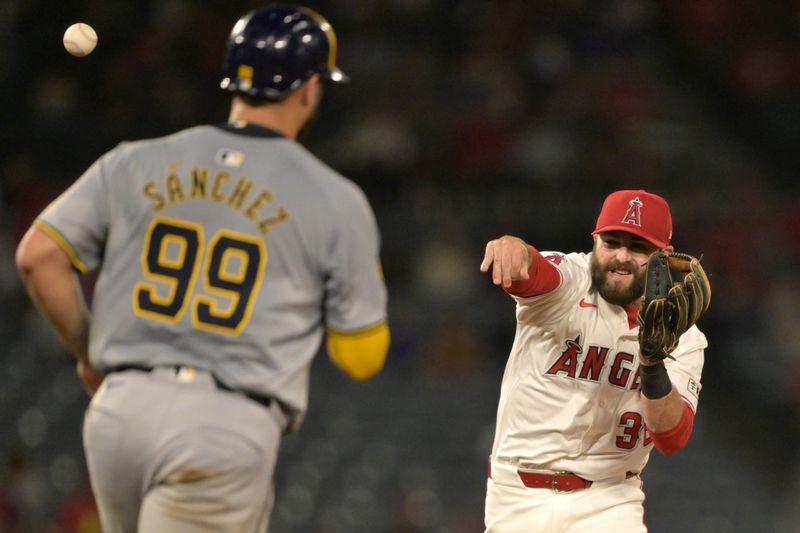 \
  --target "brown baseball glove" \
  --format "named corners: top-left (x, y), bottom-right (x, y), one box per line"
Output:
top-left (638, 252), bottom-right (711, 363)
